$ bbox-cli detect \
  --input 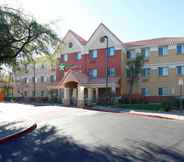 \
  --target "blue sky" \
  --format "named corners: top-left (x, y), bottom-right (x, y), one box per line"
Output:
top-left (1, 0), bottom-right (184, 42)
